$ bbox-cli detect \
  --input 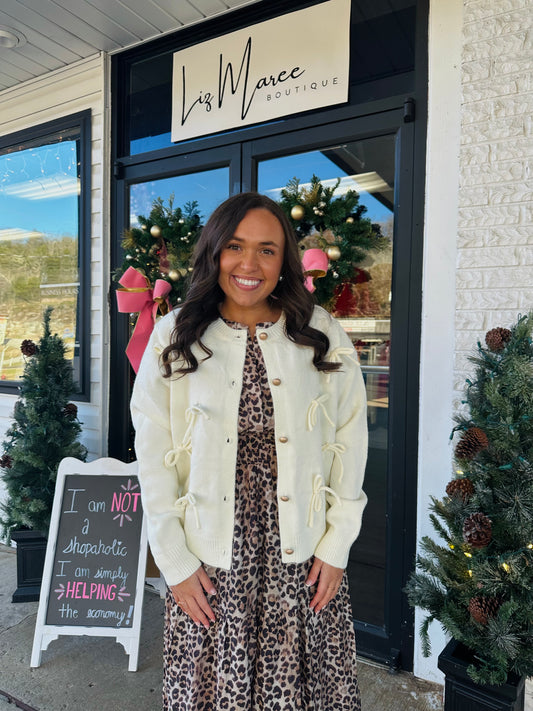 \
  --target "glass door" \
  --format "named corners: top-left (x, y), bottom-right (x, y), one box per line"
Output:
top-left (257, 136), bottom-right (393, 630)
top-left (110, 110), bottom-right (419, 670)
top-left (244, 111), bottom-right (417, 668)
top-left (109, 146), bottom-right (240, 461)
